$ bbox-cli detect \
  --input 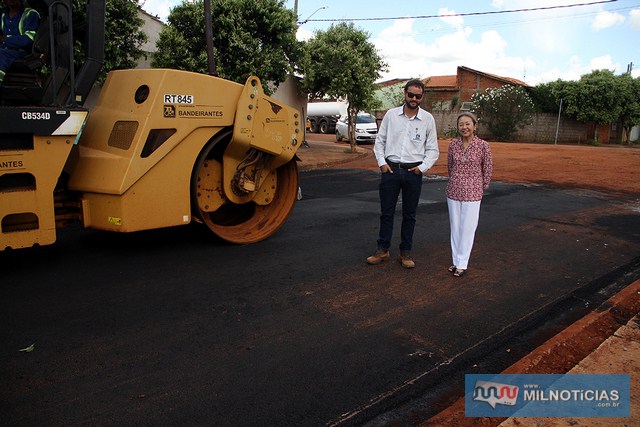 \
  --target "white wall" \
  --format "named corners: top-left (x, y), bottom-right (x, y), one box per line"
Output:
top-left (136, 9), bottom-right (165, 69)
